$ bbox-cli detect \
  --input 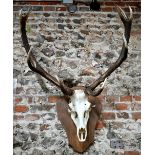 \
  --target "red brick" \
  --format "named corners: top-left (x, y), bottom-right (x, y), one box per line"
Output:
top-left (14, 115), bottom-right (24, 120)
top-left (25, 114), bottom-right (40, 121)
top-left (48, 96), bottom-right (59, 103)
top-left (95, 120), bottom-right (106, 129)
top-left (105, 96), bottom-right (119, 104)
top-left (28, 2), bottom-right (40, 5)
top-left (131, 102), bottom-right (141, 111)
top-left (102, 112), bottom-right (115, 120)
top-left (115, 103), bottom-right (128, 110)
top-left (14, 105), bottom-right (29, 113)
top-left (56, 7), bottom-right (67, 11)
top-left (126, 2), bottom-right (141, 7)
top-left (117, 112), bottom-right (129, 119)
top-left (44, 6), bottom-right (55, 11)
top-left (123, 7), bottom-right (135, 12)
top-left (110, 121), bottom-right (124, 130)
top-left (45, 1), bottom-right (61, 5)
top-left (132, 112), bottom-right (141, 120)
top-left (13, 1), bottom-right (61, 5)
top-left (103, 102), bottom-right (115, 110)
top-left (120, 96), bottom-right (132, 102)
top-left (105, 2), bottom-right (125, 6)
top-left (131, 31), bottom-right (141, 36)
top-left (80, 68), bottom-right (95, 76)
top-left (102, 7), bottom-right (113, 12)
top-left (124, 151), bottom-right (140, 155)
top-left (104, 2), bottom-right (114, 6)
top-left (28, 97), bottom-right (33, 104)
top-left (133, 96), bottom-right (141, 101)
top-left (14, 97), bottom-right (22, 104)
